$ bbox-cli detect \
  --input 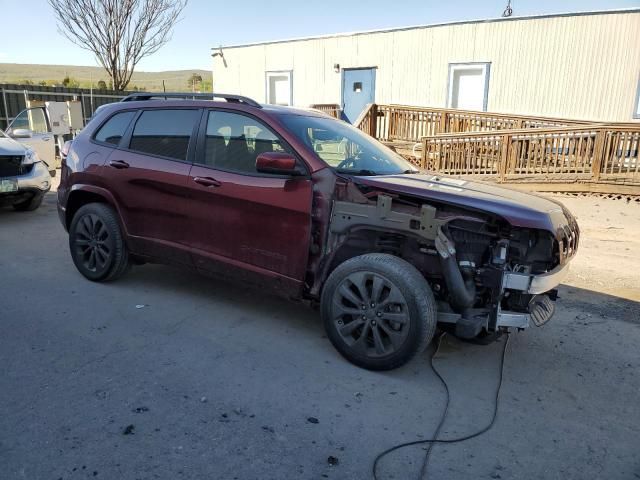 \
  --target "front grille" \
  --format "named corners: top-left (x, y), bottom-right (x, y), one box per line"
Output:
top-left (0, 155), bottom-right (29, 177)
top-left (558, 212), bottom-right (580, 262)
